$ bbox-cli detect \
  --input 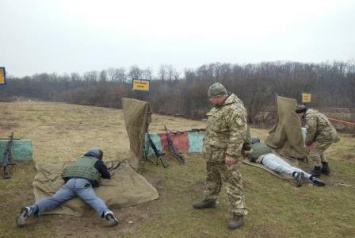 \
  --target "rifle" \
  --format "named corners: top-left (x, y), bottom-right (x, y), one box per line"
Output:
top-left (3, 132), bottom-right (16, 179)
top-left (146, 130), bottom-right (169, 168)
top-left (164, 125), bottom-right (185, 164)
top-left (107, 160), bottom-right (121, 172)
